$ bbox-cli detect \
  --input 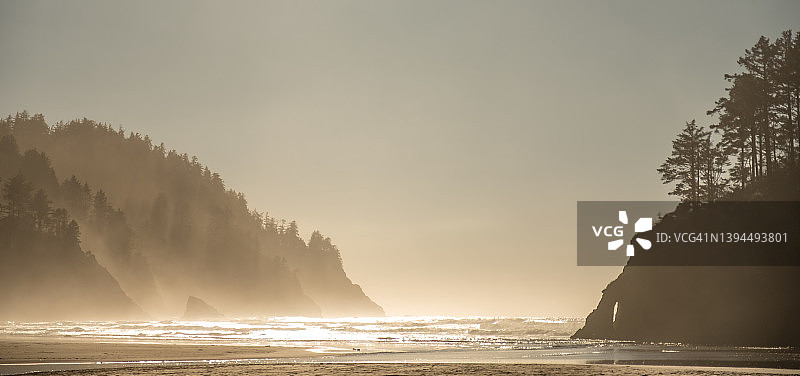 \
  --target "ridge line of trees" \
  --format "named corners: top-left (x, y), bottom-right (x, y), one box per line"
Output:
top-left (660, 30), bottom-right (800, 201)
top-left (1, 173), bottom-right (81, 243)
top-left (0, 113), bottom-right (340, 257)
top-left (1, 108), bottom-right (385, 316)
